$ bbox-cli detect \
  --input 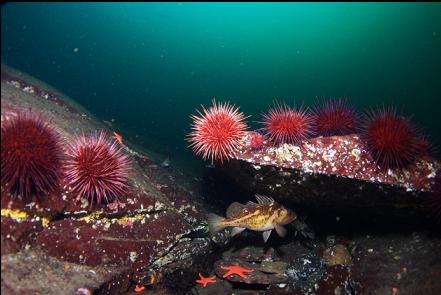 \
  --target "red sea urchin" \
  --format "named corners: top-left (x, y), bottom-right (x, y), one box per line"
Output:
top-left (261, 102), bottom-right (314, 145)
top-left (187, 99), bottom-right (249, 163)
top-left (361, 107), bottom-right (424, 171)
top-left (312, 98), bottom-right (358, 136)
top-left (1, 111), bottom-right (64, 199)
top-left (249, 131), bottom-right (267, 150)
top-left (65, 131), bottom-right (131, 205)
